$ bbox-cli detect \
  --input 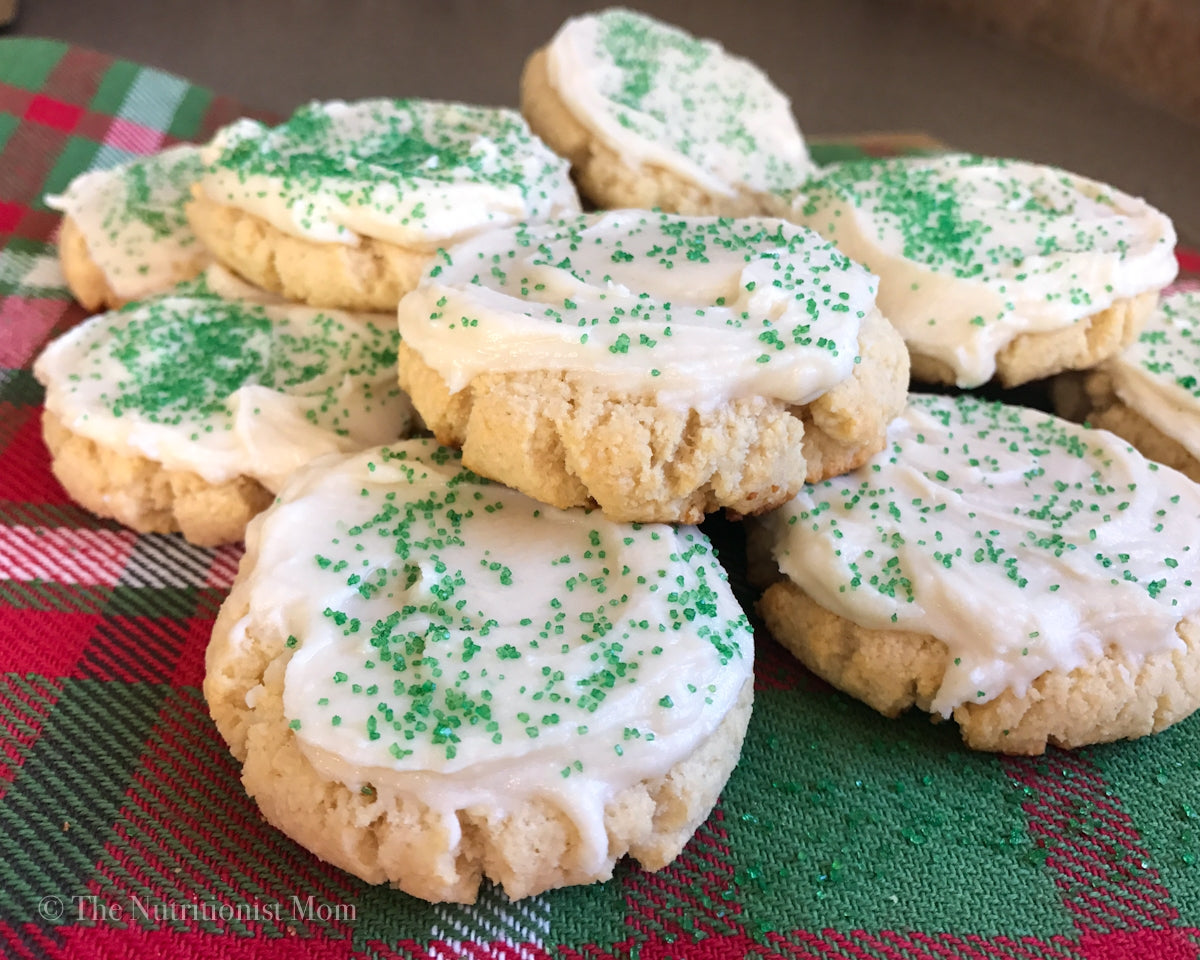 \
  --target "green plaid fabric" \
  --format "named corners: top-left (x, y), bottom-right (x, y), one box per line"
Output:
top-left (1, 36), bottom-right (1199, 960)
